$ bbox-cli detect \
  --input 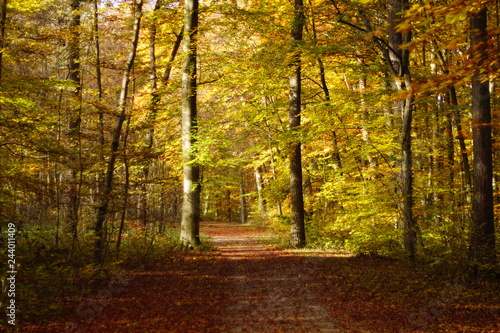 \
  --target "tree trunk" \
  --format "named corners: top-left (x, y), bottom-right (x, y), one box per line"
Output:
top-left (254, 166), bottom-right (266, 223)
top-left (269, 148), bottom-right (283, 217)
top-left (116, 112), bottom-right (132, 258)
top-left (289, 0), bottom-right (306, 248)
top-left (449, 86), bottom-right (472, 191)
top-left (67, 0), bottom-right (81, 244)
top-left (0, 0), bottom-right (8, 82)
top-left (139, 0), bottom-right (183, 223)
top-left (138, 0), bottom-right (163, 224)
top-left (317, 55), bottom-right (342, 170)
top-left (385, 0), bottom-right (416, 258)
top-left (92, 0), bottom-right (106, 243)
top-left (400, 95), bottom-right (415, 258)
top-left (93, 0), bottom-right (104, 150)
top-left (468, 7), bottom-right (497, 274)
top-left (239, 176), bottom-right (247, 224)
top-left (94, 0), bottom-right (143, 263)
top-left (180, 0), bottom-right (201, 248)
